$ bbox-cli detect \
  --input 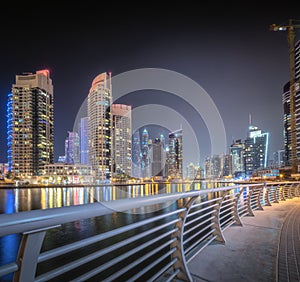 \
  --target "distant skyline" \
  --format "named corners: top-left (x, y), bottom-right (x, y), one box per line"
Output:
top-left (0, 3), bottom-right (299, 166)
